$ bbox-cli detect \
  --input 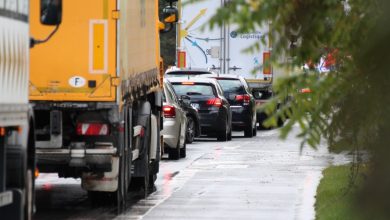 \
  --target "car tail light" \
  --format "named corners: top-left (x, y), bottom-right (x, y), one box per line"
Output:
top-left (300, 88), bottom-right (312, 93)
top-left (163, 105), bottom-right (176, 118)
top-left (76, 123), bottom-right (110, 136)
top-left (236, 94), bottom-right (251, 105)
top-left (206, 98), bottom-right (222, 107)
top-left (181, 82), bottom-right (195, 85)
